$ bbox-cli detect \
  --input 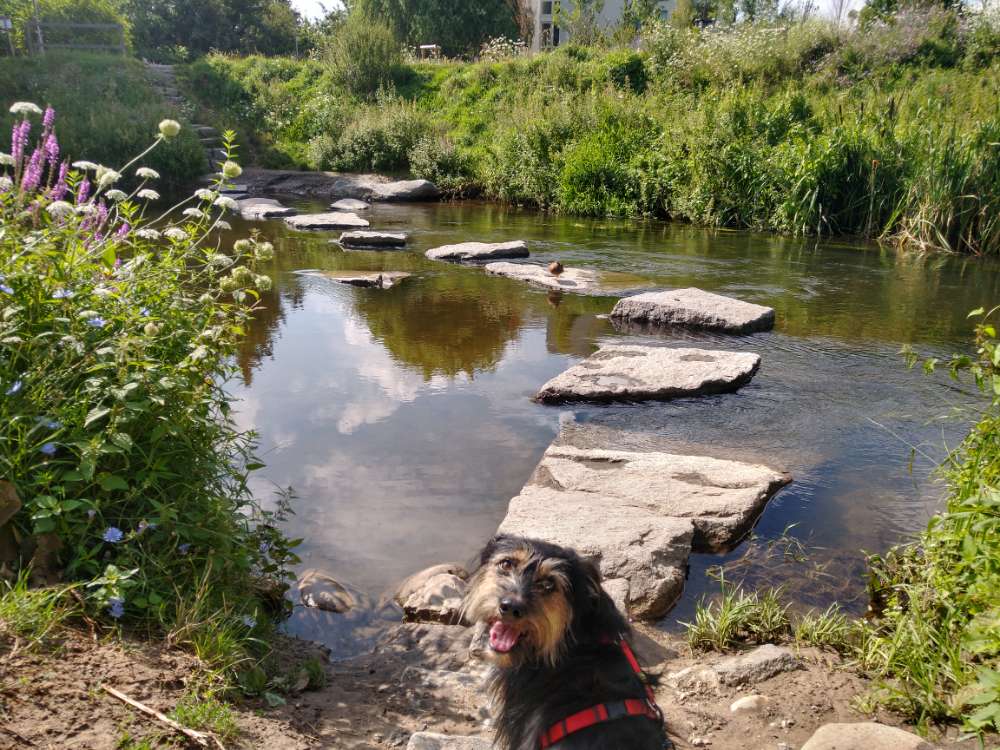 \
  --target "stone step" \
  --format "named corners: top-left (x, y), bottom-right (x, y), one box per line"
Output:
top-left (199, 137), bottom-right (221, 146)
